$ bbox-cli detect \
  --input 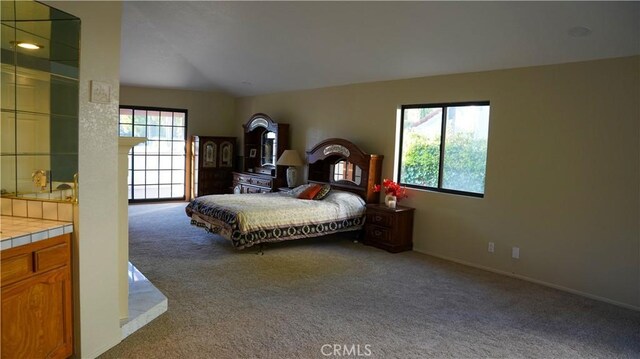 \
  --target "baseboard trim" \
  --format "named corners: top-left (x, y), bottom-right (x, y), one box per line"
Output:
top-left (414, 249), bottom-right (640, 312)
top-left (80, 336), bottom-right (122, 359)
